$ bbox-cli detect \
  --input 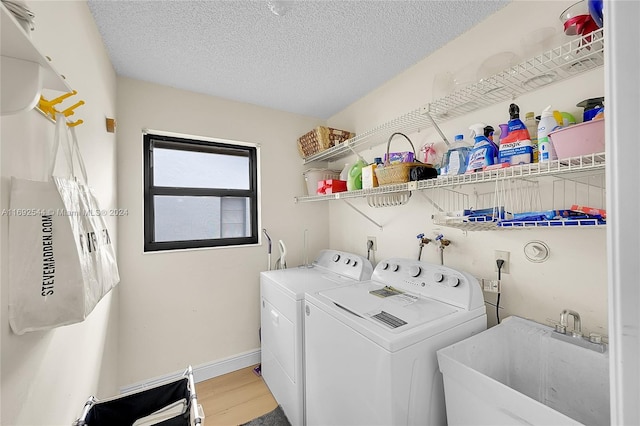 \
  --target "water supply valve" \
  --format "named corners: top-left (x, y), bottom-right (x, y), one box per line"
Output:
top-left (417, 233), bottom-right (432, 247)
top-left (435, 234), bottom-right (451, 247)
top-left (416, 233), bottom-right (432, 261)
top-left (434, 234), bottom-right (451, 265)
